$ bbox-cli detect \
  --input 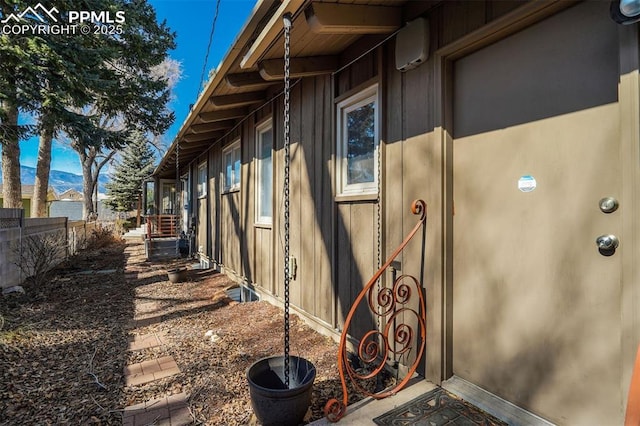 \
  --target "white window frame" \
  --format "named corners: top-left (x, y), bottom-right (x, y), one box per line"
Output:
top-left (181, 173), bottom-right (190, 234)
top-left (197, 162), bottom-right (207, 198)
top-left (336, 83), bottom-right (379, 196)
top-left (255, 120), bottom-right (273, 225)
top-left (222, 139), bottom-right (241, 193)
